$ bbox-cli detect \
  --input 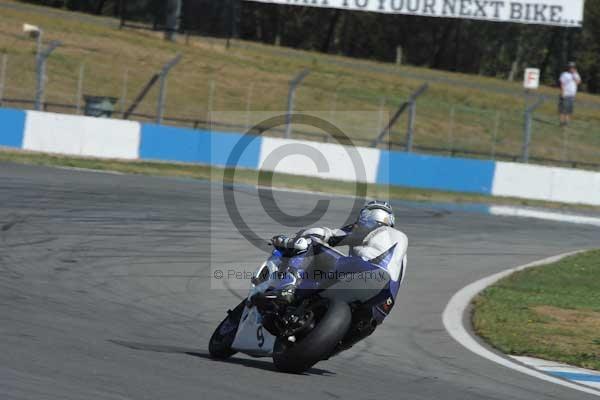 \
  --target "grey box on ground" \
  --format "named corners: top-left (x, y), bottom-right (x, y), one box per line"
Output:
top-left (84, 96), bottom-right (117, 118)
